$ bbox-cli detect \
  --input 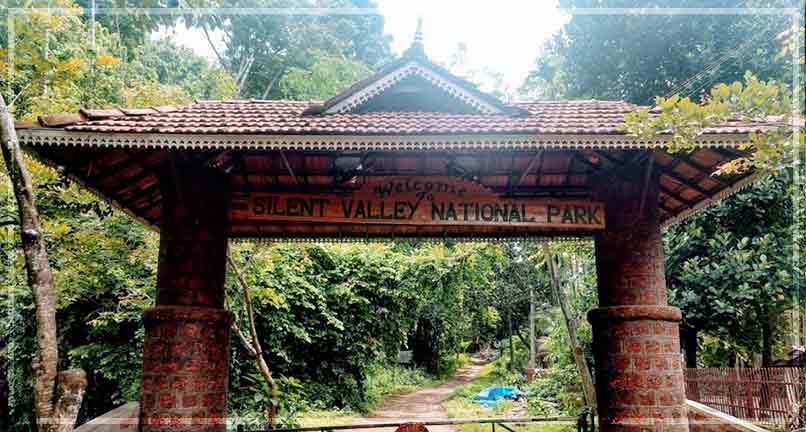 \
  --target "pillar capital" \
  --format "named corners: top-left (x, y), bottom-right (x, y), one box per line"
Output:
top-left (588, 305), bottom-right (682, 324)
top-left (143, 306), bottom-right (233, 325)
